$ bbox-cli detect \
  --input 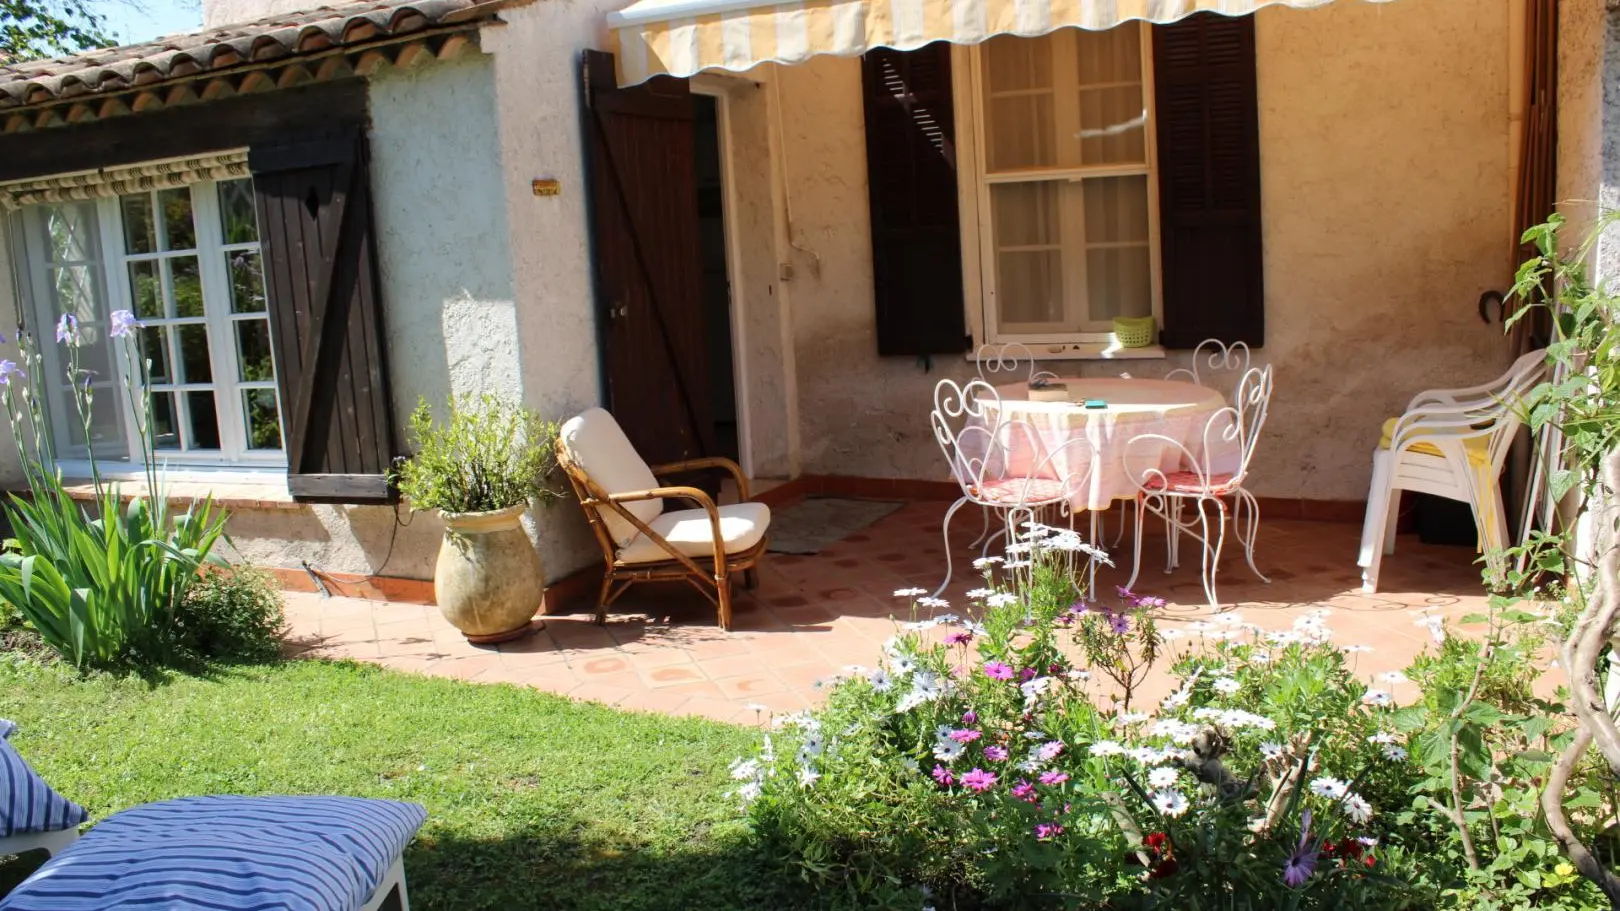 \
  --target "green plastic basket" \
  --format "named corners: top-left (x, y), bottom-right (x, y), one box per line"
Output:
top-left (1112, 316), bottom-right (1157, 348)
